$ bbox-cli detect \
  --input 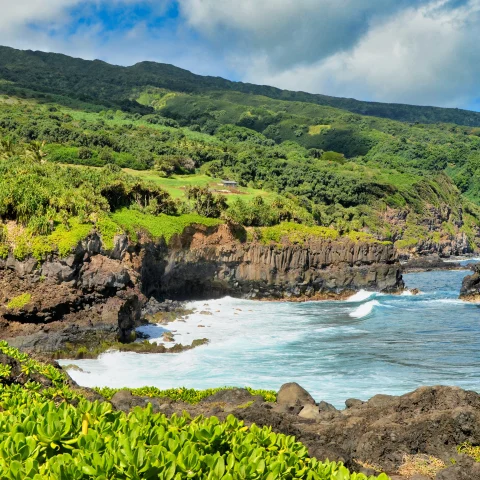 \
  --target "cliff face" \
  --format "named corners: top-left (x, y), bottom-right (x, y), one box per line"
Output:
top-left (0, 224), bottom-right (404, 354)
top-left (155, 225), bottom-right (403, 299)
